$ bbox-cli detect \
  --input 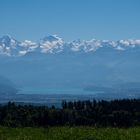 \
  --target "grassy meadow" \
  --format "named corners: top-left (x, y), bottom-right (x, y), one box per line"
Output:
top-left (0, 127), bottom-right (140, 140)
